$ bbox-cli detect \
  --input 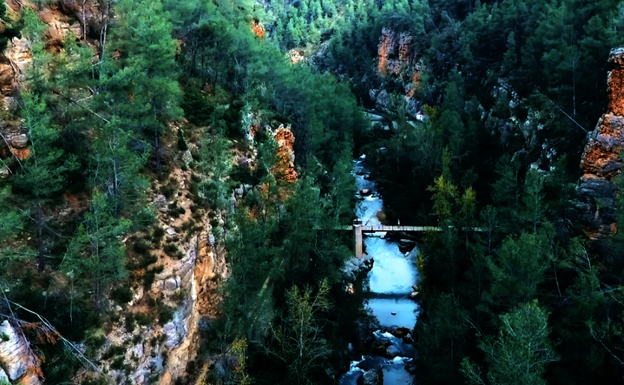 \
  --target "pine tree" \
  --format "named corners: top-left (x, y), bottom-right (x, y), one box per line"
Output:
top-left (90, 116), bottom-right (149, 215)
top-left (485, 232), bottom-right (551, 308)
top-left (0, 187), bottom-right (24, 243)
top-left (463, 301), bottom-right (557, 385)
top-left (61, 191), bottom-right (130, 310)
top-left (14, 92), bottom-right (78, 270)
top-left (197, 124), bottom-right (231, 211)
top-left (105, 0), bottom-right (183, 174)
top-left (265, 280), bottom-right (333, 385)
